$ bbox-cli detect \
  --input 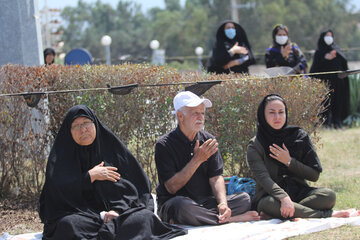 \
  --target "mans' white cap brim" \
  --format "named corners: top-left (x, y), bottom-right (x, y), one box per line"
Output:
top-left (171, 98), bottom-right (212, 114)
